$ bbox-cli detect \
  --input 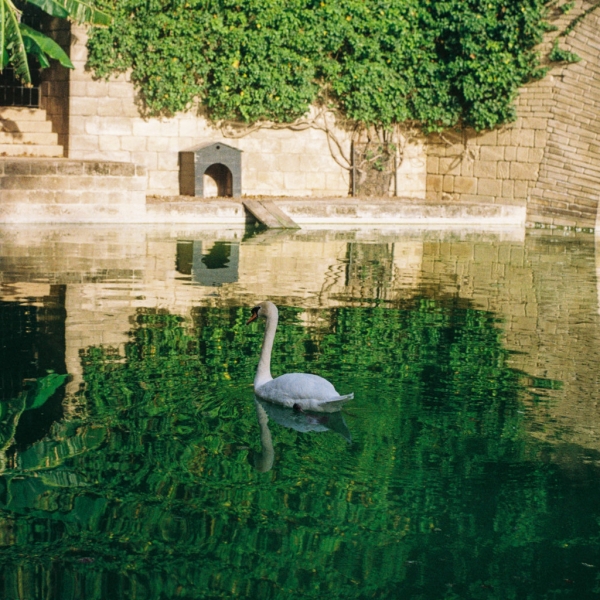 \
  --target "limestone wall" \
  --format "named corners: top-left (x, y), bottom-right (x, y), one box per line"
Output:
top-left (426, 2), bottom-right (600, 229)
top-left (67, 26), bottom-right (425, 199)
top-left (39, 18), bottom-right (71, 155)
